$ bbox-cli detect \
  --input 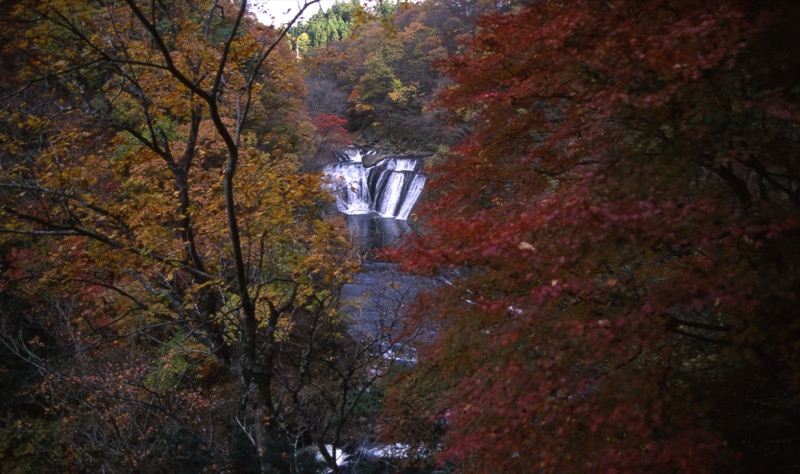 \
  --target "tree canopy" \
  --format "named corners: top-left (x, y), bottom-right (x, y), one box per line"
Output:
top-left (302, 0), bottom-right (468, 147)
top-left (289, 0), bottom-right (363, 48)
top-left (0, 1), bottom-right (380, 471)
top-left (384, 0), bottom-right (800, 472)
